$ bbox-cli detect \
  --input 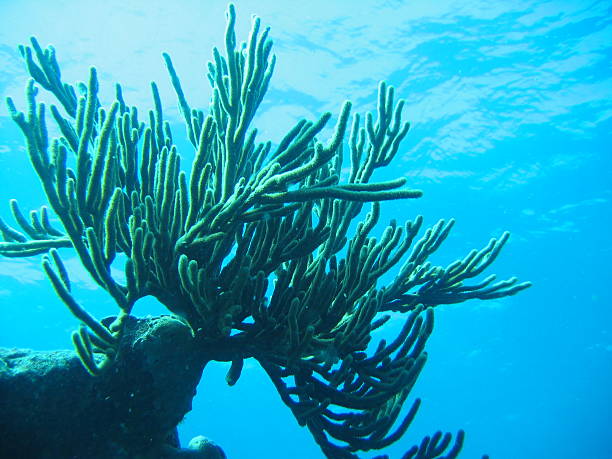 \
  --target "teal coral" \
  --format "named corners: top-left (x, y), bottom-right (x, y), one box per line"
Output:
top-left (0, 4), bottom-right (531, 458)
